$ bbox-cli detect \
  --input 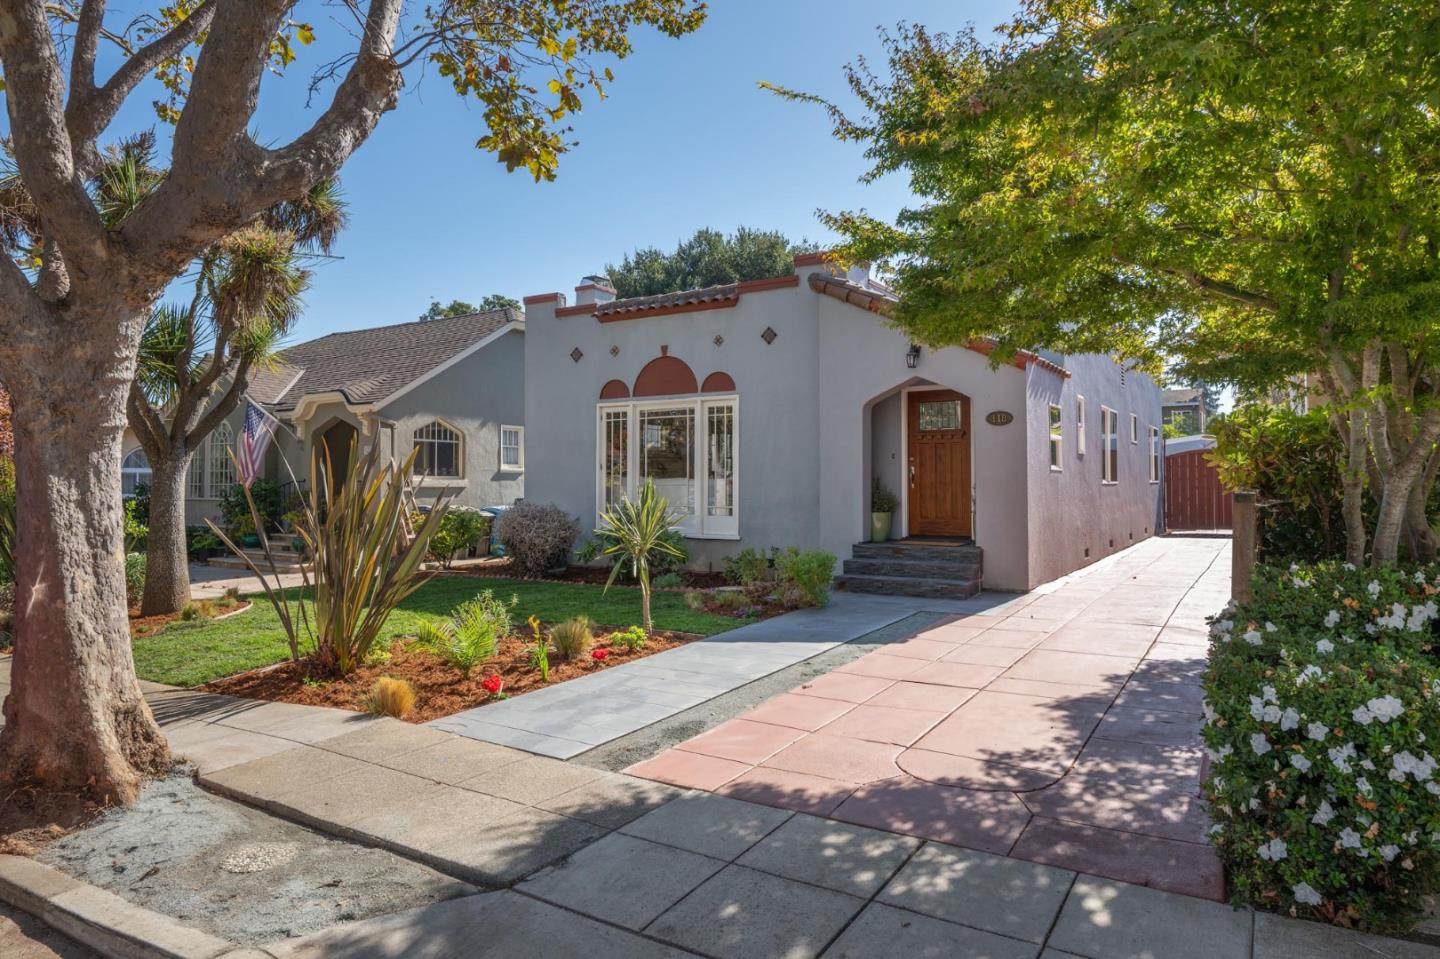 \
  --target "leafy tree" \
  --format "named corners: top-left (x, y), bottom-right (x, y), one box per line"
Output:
top-left (419, 294), bottom-right (520, 320)
top-left (775, 4), bottom-right (1440, 566)
top-left (127, 171), bottom-right (347, 617)
top-left (0, 0), bottom-right (705, 803)
top-left (604, 226), bottom-right (818, 298)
